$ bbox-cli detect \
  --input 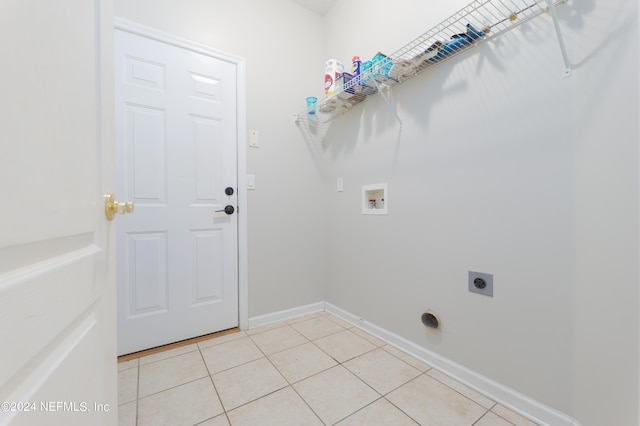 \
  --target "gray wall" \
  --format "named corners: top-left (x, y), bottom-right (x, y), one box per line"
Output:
top-left (322, 0), bottom-right (639, 425)
top-left (115, 0), bottom-right (639, 424)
